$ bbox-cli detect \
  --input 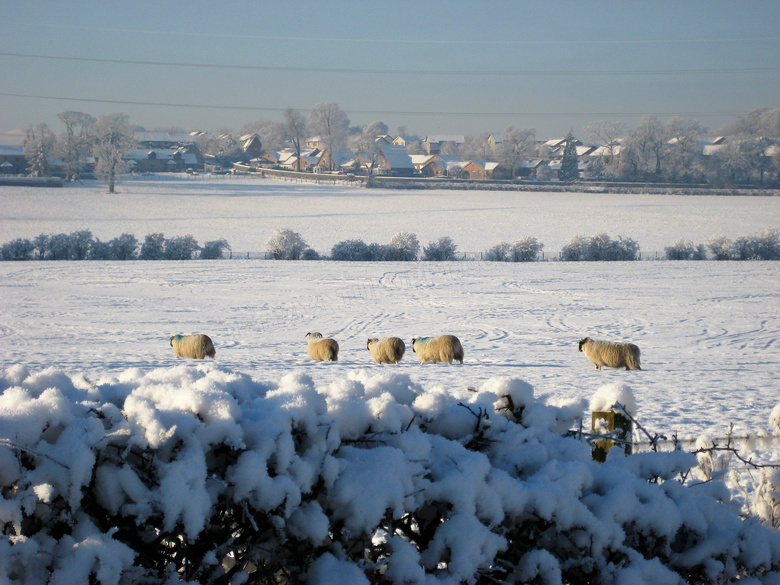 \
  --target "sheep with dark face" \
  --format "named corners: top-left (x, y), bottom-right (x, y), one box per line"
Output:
top-left (367, 337), bottom-right (406, 364)
top-left (578, 337), bottom-right (641, 370)
top-left (411, 335), bottom-right (464, 365)
top-left (305, 332), bottom-right (339, 362)
top-left (170, 334), bottom-right (216, 359)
